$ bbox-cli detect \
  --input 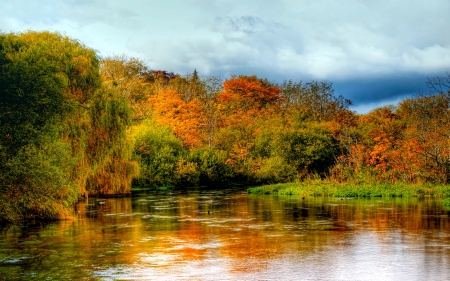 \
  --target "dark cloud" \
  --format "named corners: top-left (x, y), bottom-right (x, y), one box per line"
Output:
top-left (333, 73), bottom-right (432, 112)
